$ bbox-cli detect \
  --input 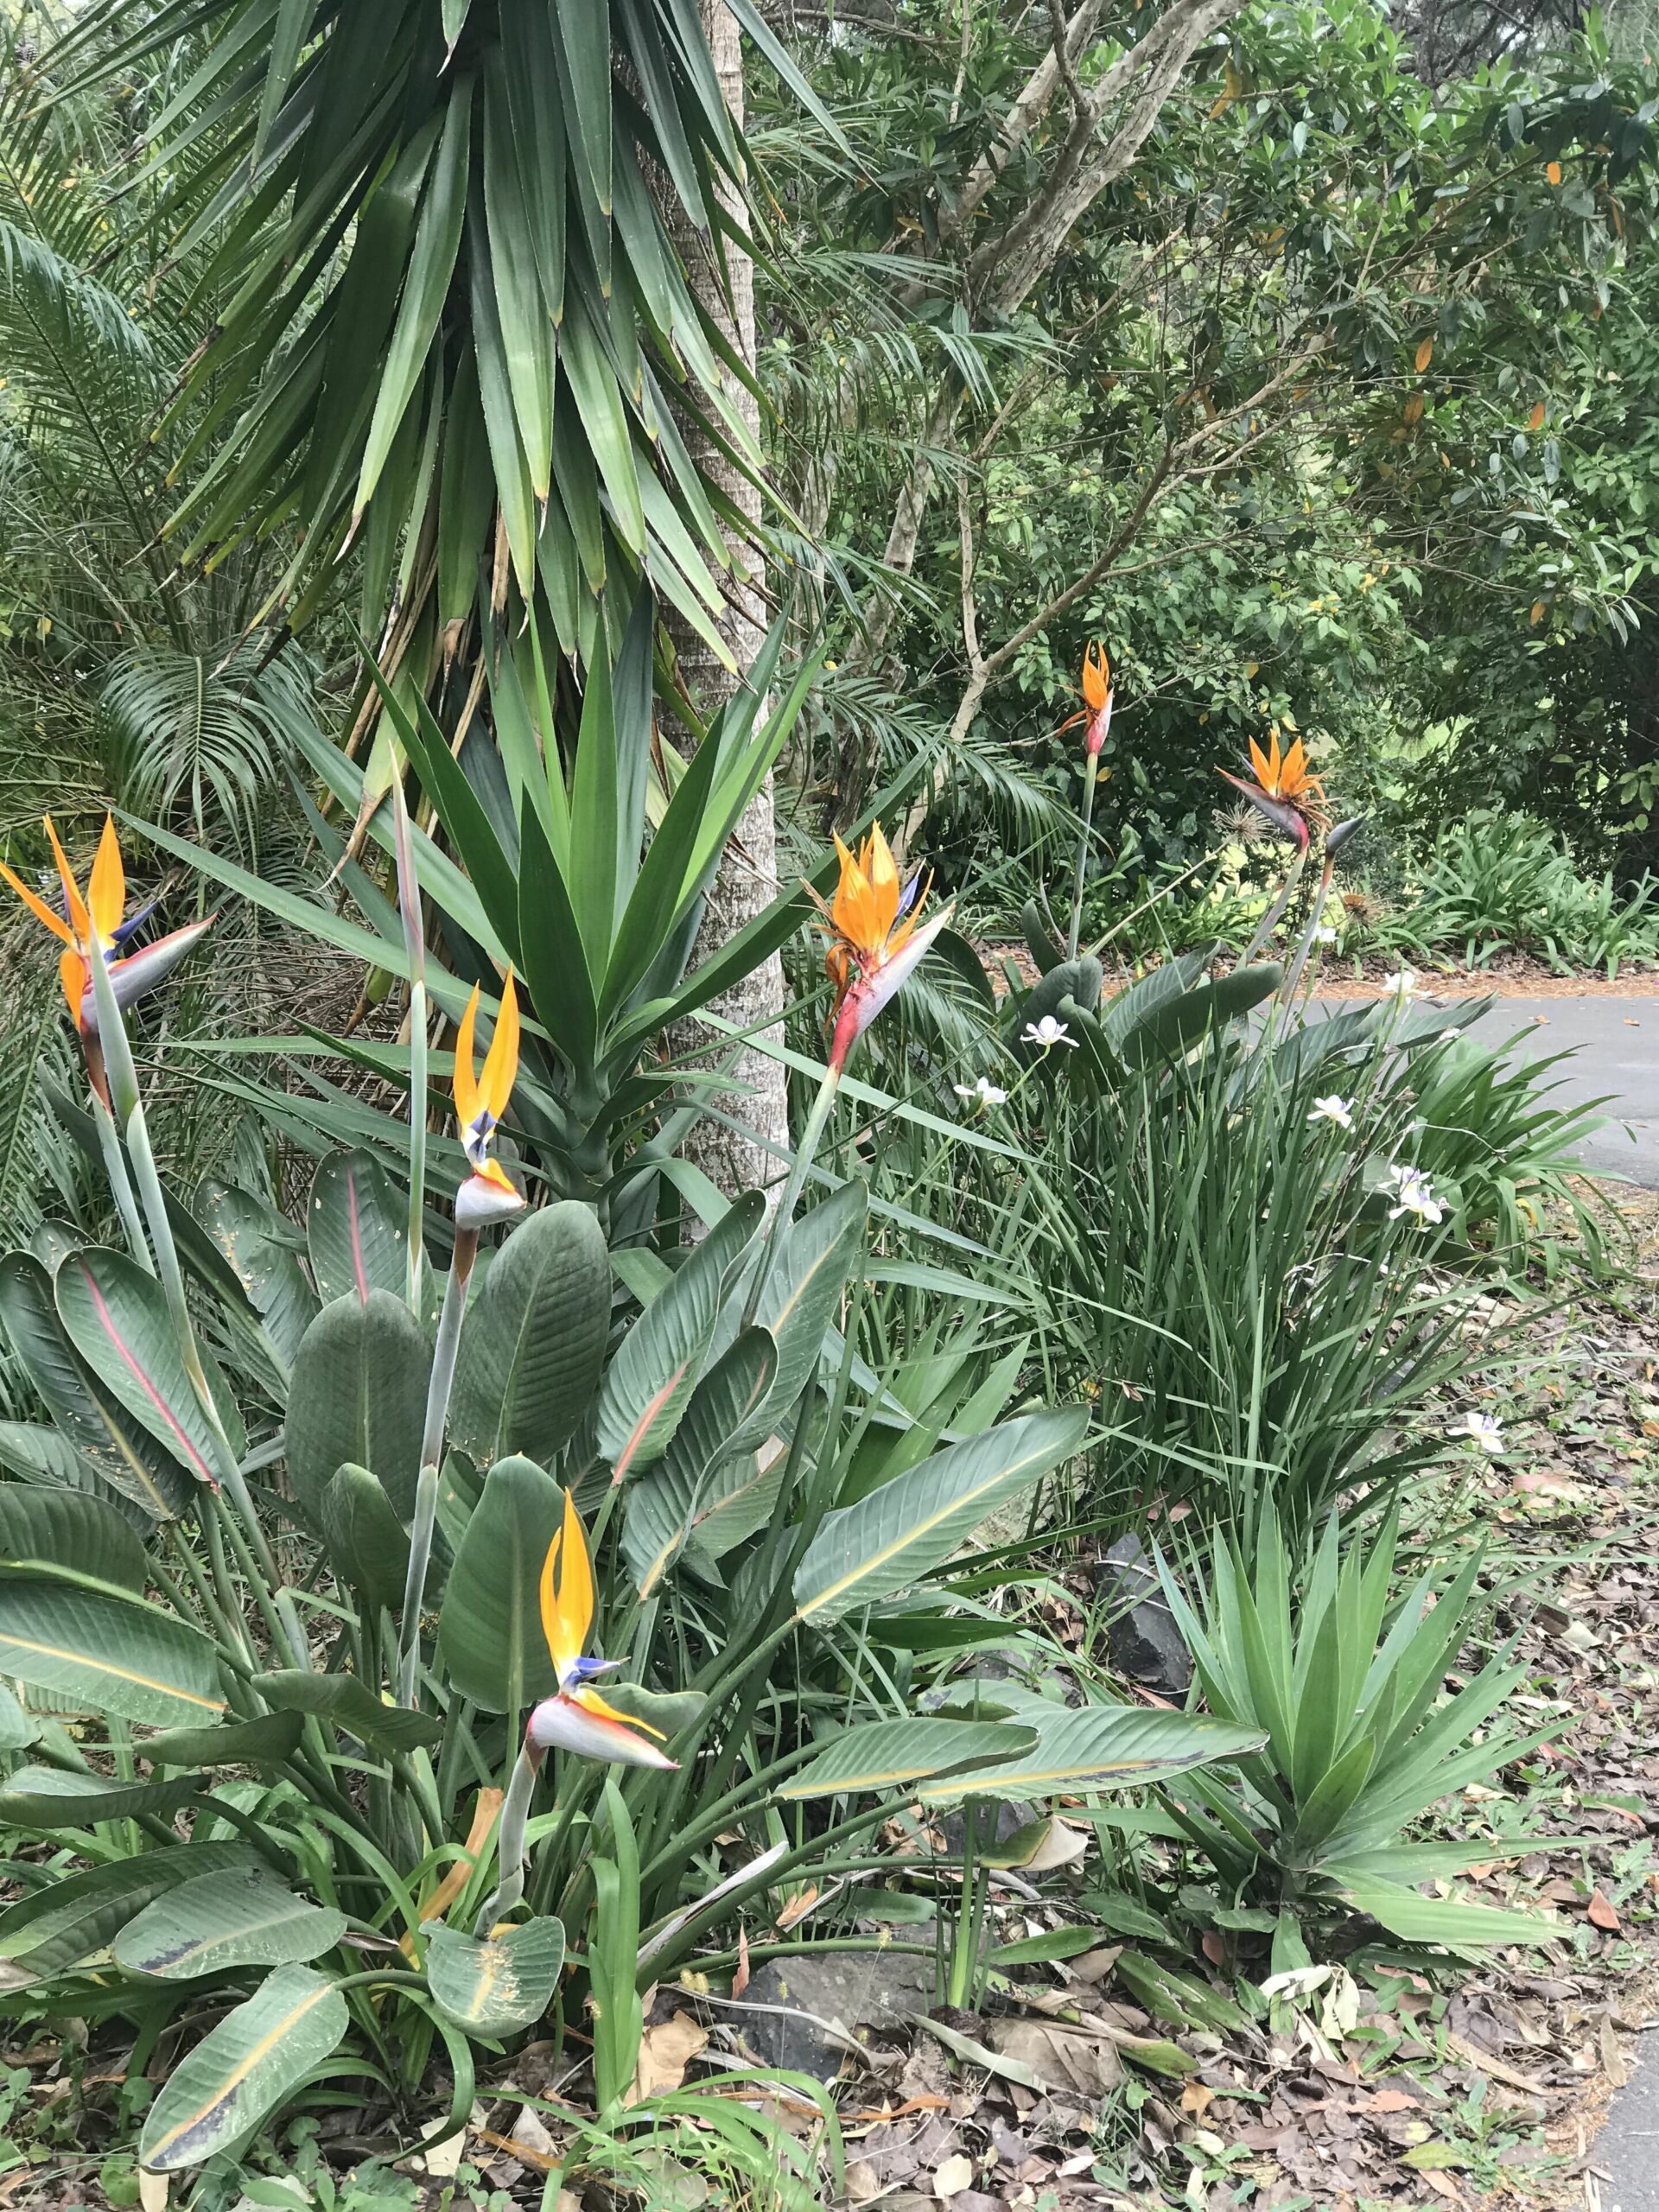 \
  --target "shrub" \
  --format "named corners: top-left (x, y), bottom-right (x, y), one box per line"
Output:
top-left (1153, 1507), bottom-right (1560, 1951)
